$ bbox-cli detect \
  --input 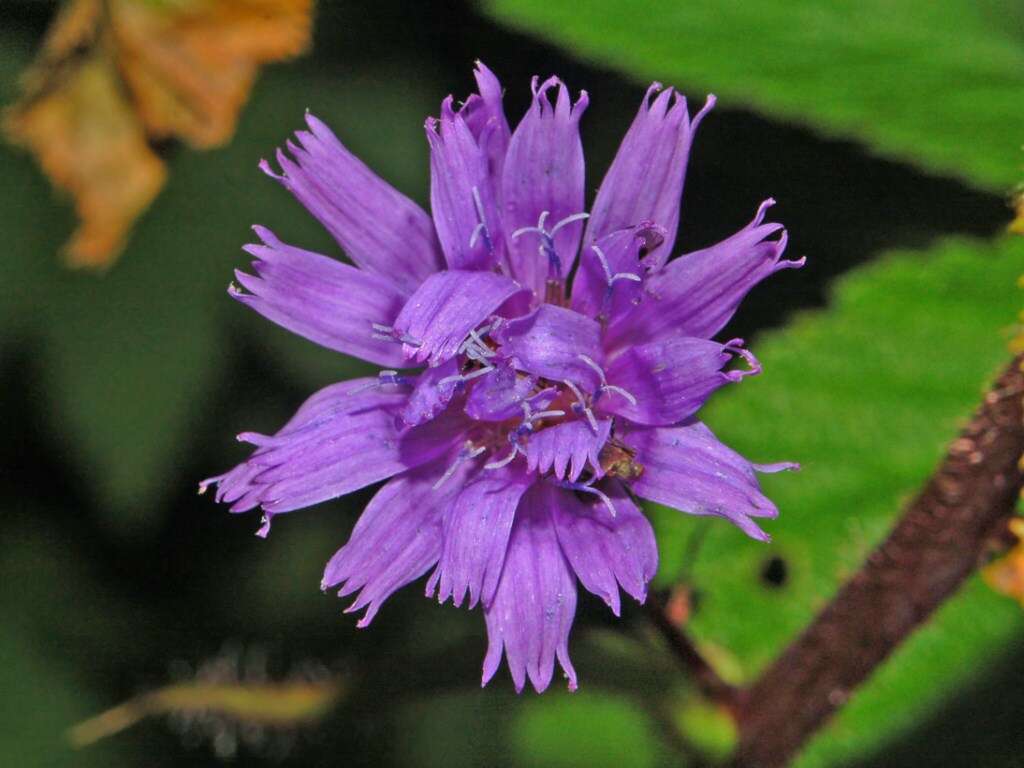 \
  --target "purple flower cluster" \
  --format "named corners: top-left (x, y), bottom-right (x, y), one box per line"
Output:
top-left (203, 63), bottom-right (801, 692)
